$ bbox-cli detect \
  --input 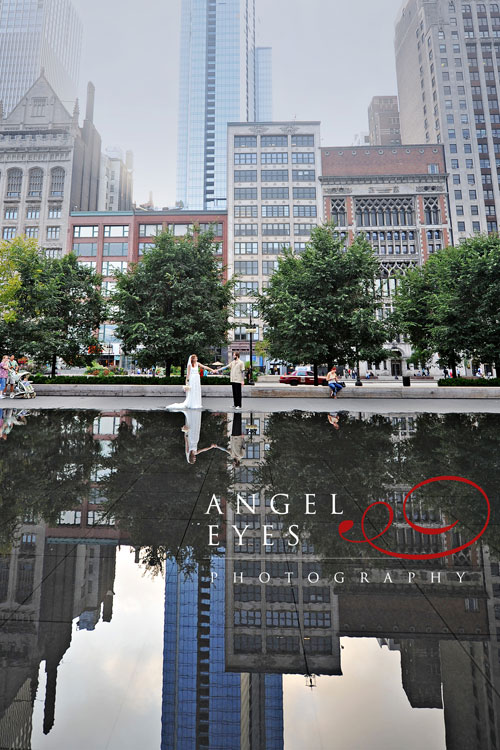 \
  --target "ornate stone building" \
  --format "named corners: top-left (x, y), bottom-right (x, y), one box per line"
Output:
top-left (320, 144), bottom-right (451, 376)
top-left (0, 73), bottom-right (101, 258)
